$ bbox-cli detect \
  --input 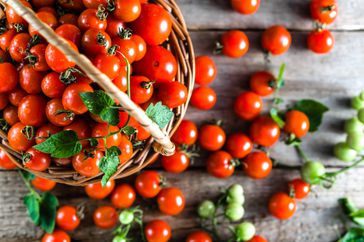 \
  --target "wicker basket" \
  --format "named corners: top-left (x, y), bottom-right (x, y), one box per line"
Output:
top-left (0, 0), bottom-right (195, 185)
